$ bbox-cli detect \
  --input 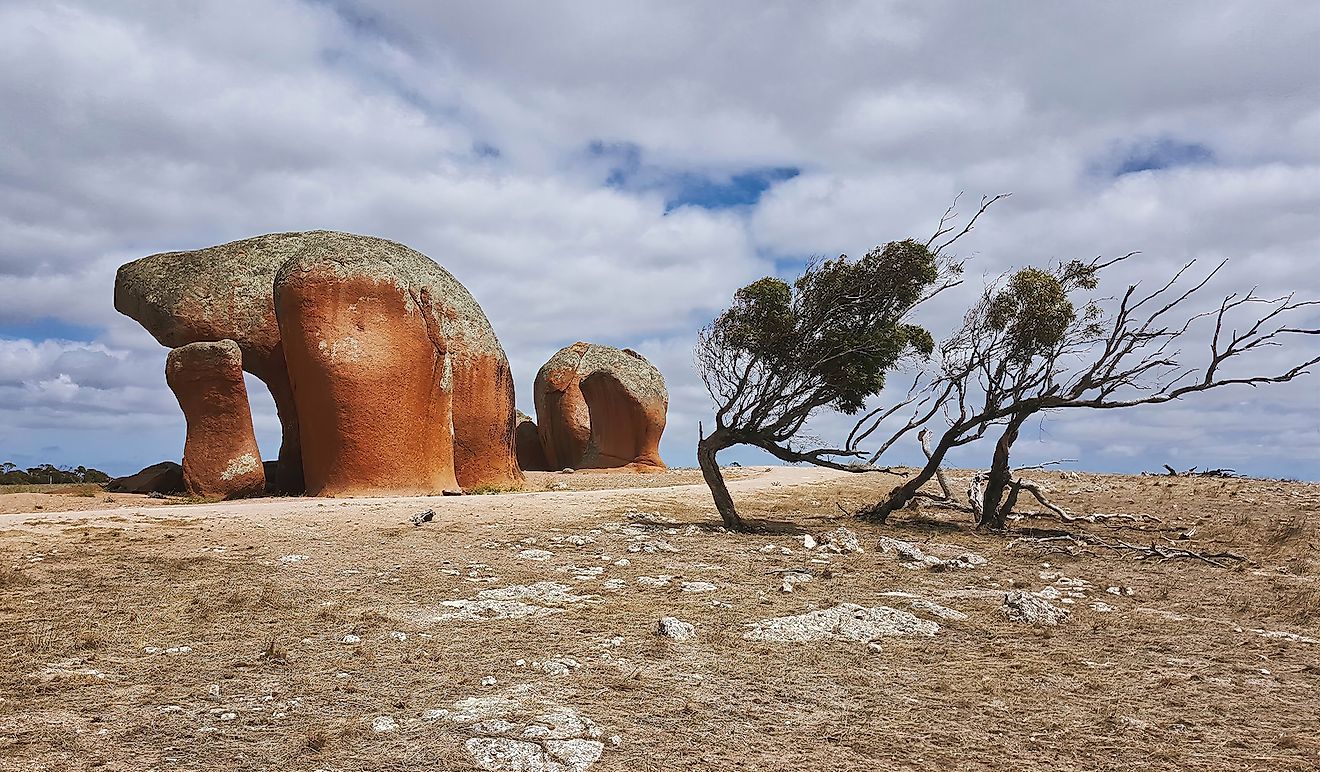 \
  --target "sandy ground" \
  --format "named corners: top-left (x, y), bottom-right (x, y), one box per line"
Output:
top-left (1, 466), bottom-right (1318, 771)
